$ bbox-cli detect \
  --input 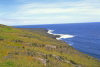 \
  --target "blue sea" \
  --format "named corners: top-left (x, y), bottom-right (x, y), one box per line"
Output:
top-left (15, 22), bottom-right (100, 59)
